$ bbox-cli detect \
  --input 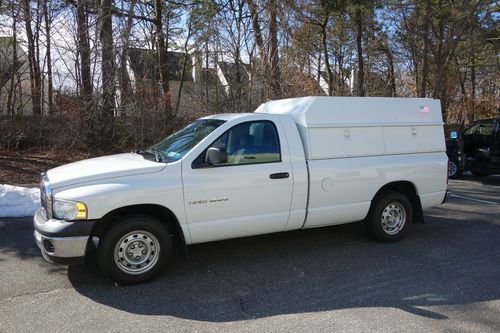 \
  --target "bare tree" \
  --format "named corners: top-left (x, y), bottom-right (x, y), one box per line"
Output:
top-left (99, 0), bottom-right (115, 141)
top-left (174, 9), bottom-right (193, 116)
top-left (22, 0), bottom-right (42, 115)
top-left (118, 0), bottom-right (137, 113)
top-left (5, 4), bottom-right (20, 116)
top-left (419, 0), bottom-right (431, 97)
top-left (75, 0), bottom-right (92, 100)
top-left (354, 6), bottom-right (365, 96)
top-left (154, 0), bottom-right (172, 118)
top-left (42, 0), bottom-right (53, 113)
top-left (267, 0), bottom-right (281, 98)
